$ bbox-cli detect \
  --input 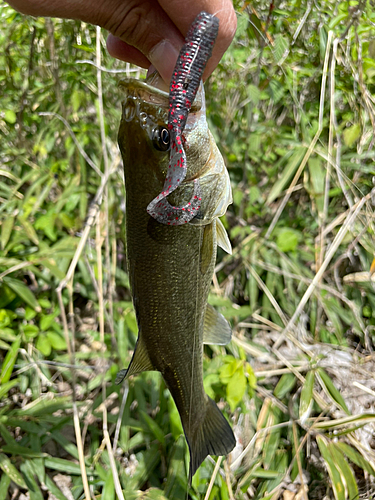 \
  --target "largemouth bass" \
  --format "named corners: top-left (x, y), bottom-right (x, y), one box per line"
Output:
top-left (117, 12), bottom-right (235, 480)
